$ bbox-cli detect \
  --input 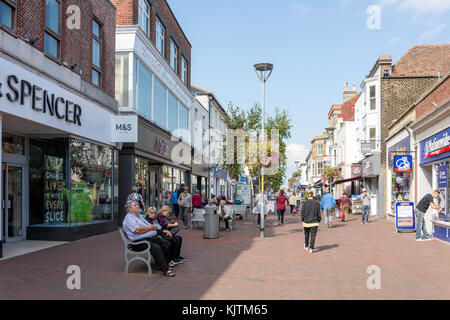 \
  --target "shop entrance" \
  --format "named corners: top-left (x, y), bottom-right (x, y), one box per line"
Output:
top-left (2, 163), bottom-right (25, 242)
